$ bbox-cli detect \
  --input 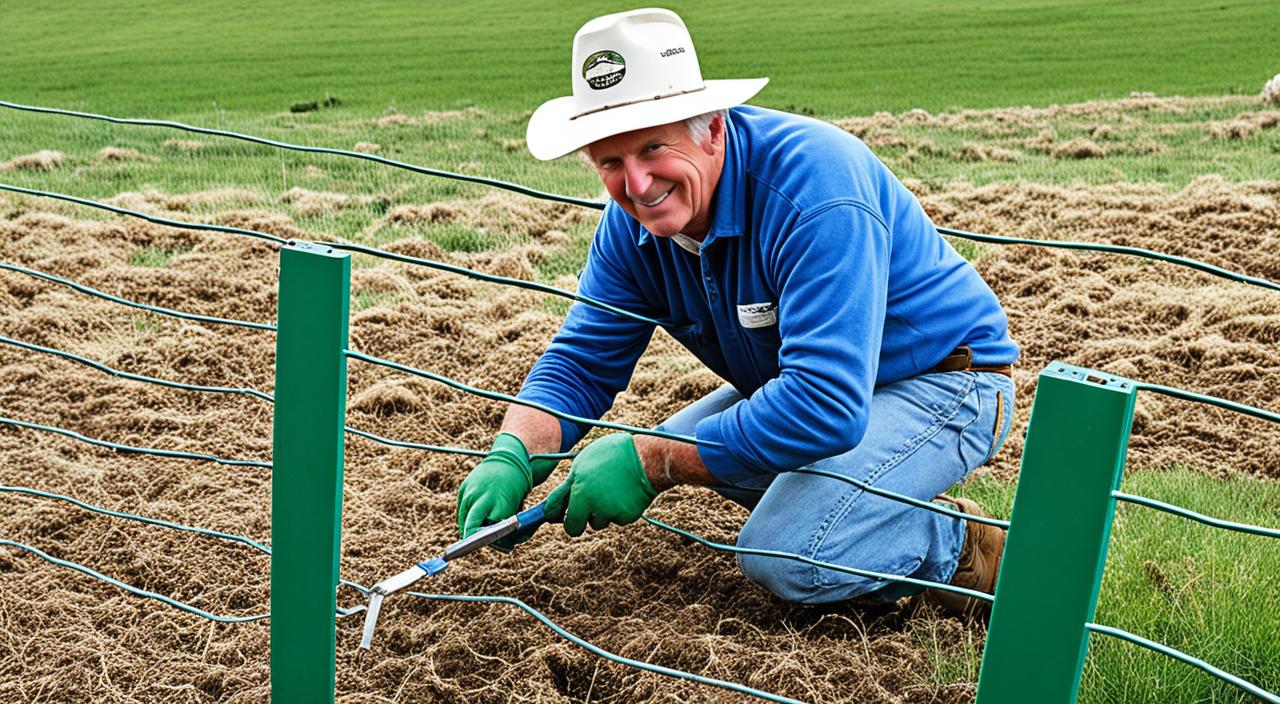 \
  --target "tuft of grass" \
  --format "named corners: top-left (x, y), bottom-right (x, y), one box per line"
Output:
top-left (131, 315), bottom-right (162, 334)
top-left (352, 288), bottom-right (408, 311)
top-left (128, 245), bottom-right (189, 267)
